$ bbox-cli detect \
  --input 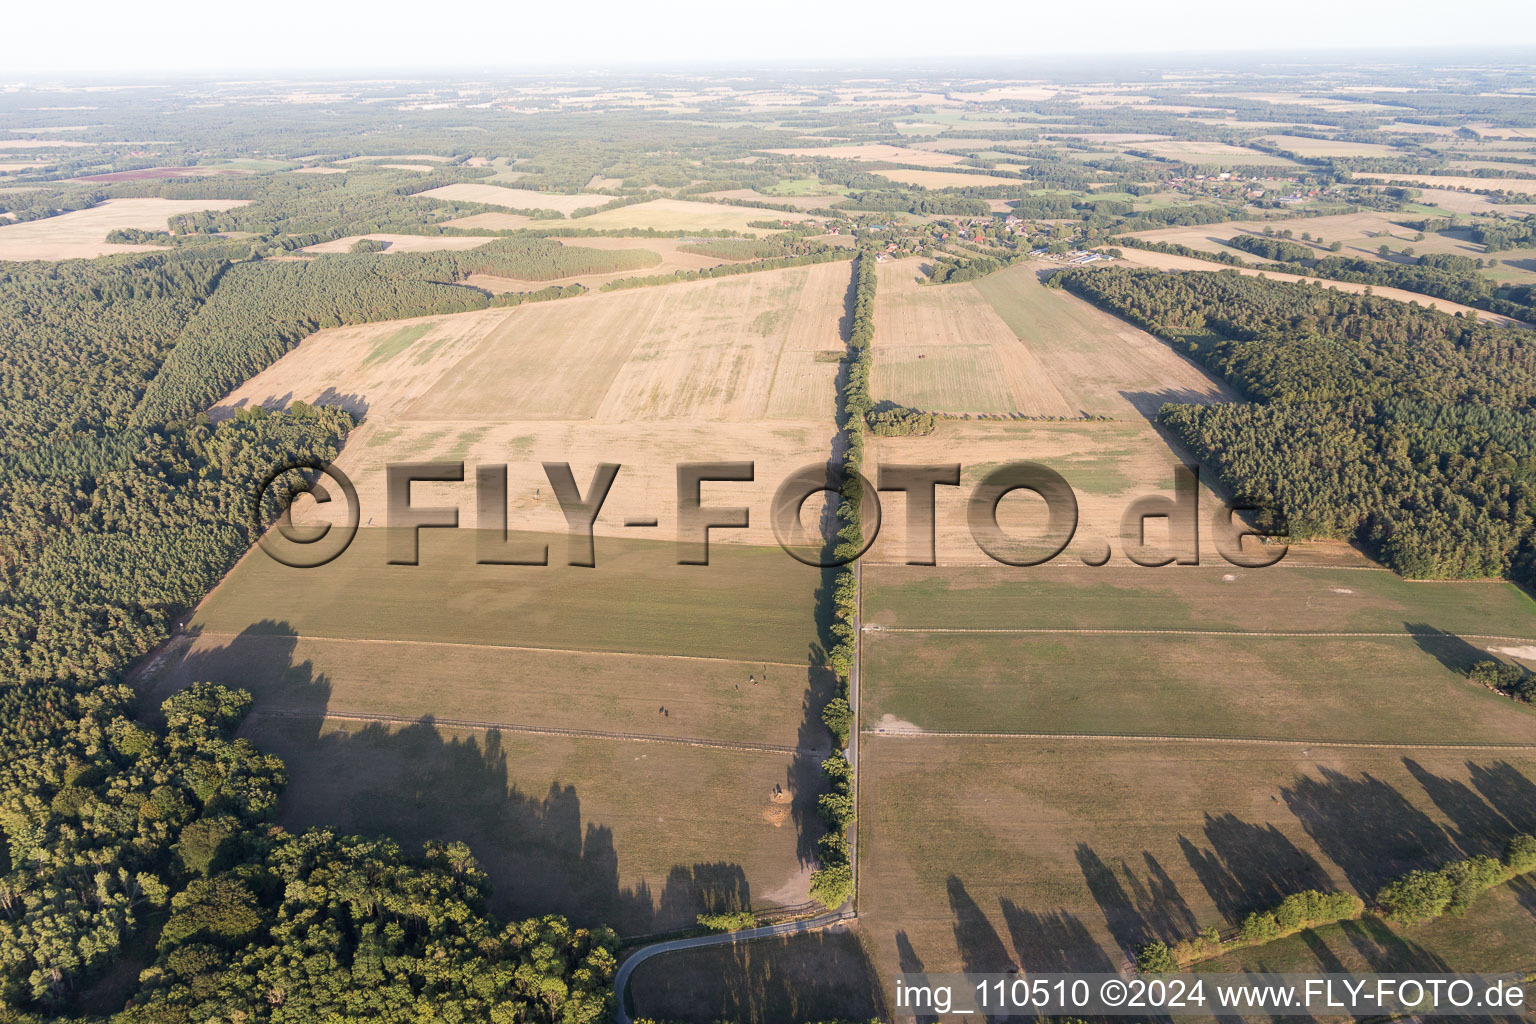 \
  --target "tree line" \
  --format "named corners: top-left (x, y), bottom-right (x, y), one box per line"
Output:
top-left (1052, 266), bottom-right (1536, 583)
